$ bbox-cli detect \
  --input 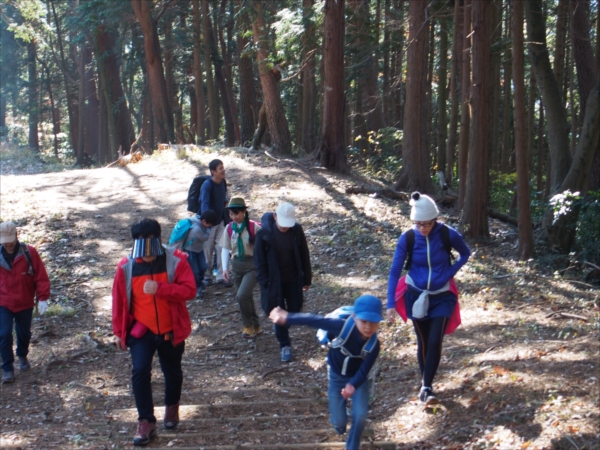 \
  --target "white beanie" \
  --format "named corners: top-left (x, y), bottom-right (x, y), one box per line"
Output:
top-left (409, 192), bottom-right (439, 221)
